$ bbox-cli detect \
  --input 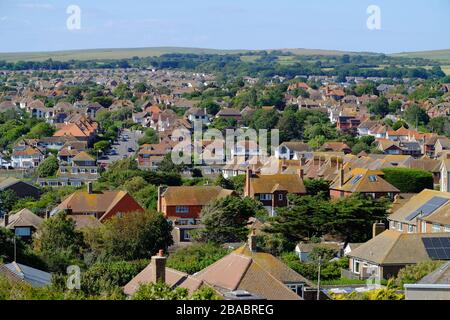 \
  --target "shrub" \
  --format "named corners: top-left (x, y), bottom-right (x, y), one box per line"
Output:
top-left (381, 168), bottom-right (433, 193)
top-left (395, 261), bottom-right (443, 289)
top-left (166, 243), bottom-right (229, 274)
